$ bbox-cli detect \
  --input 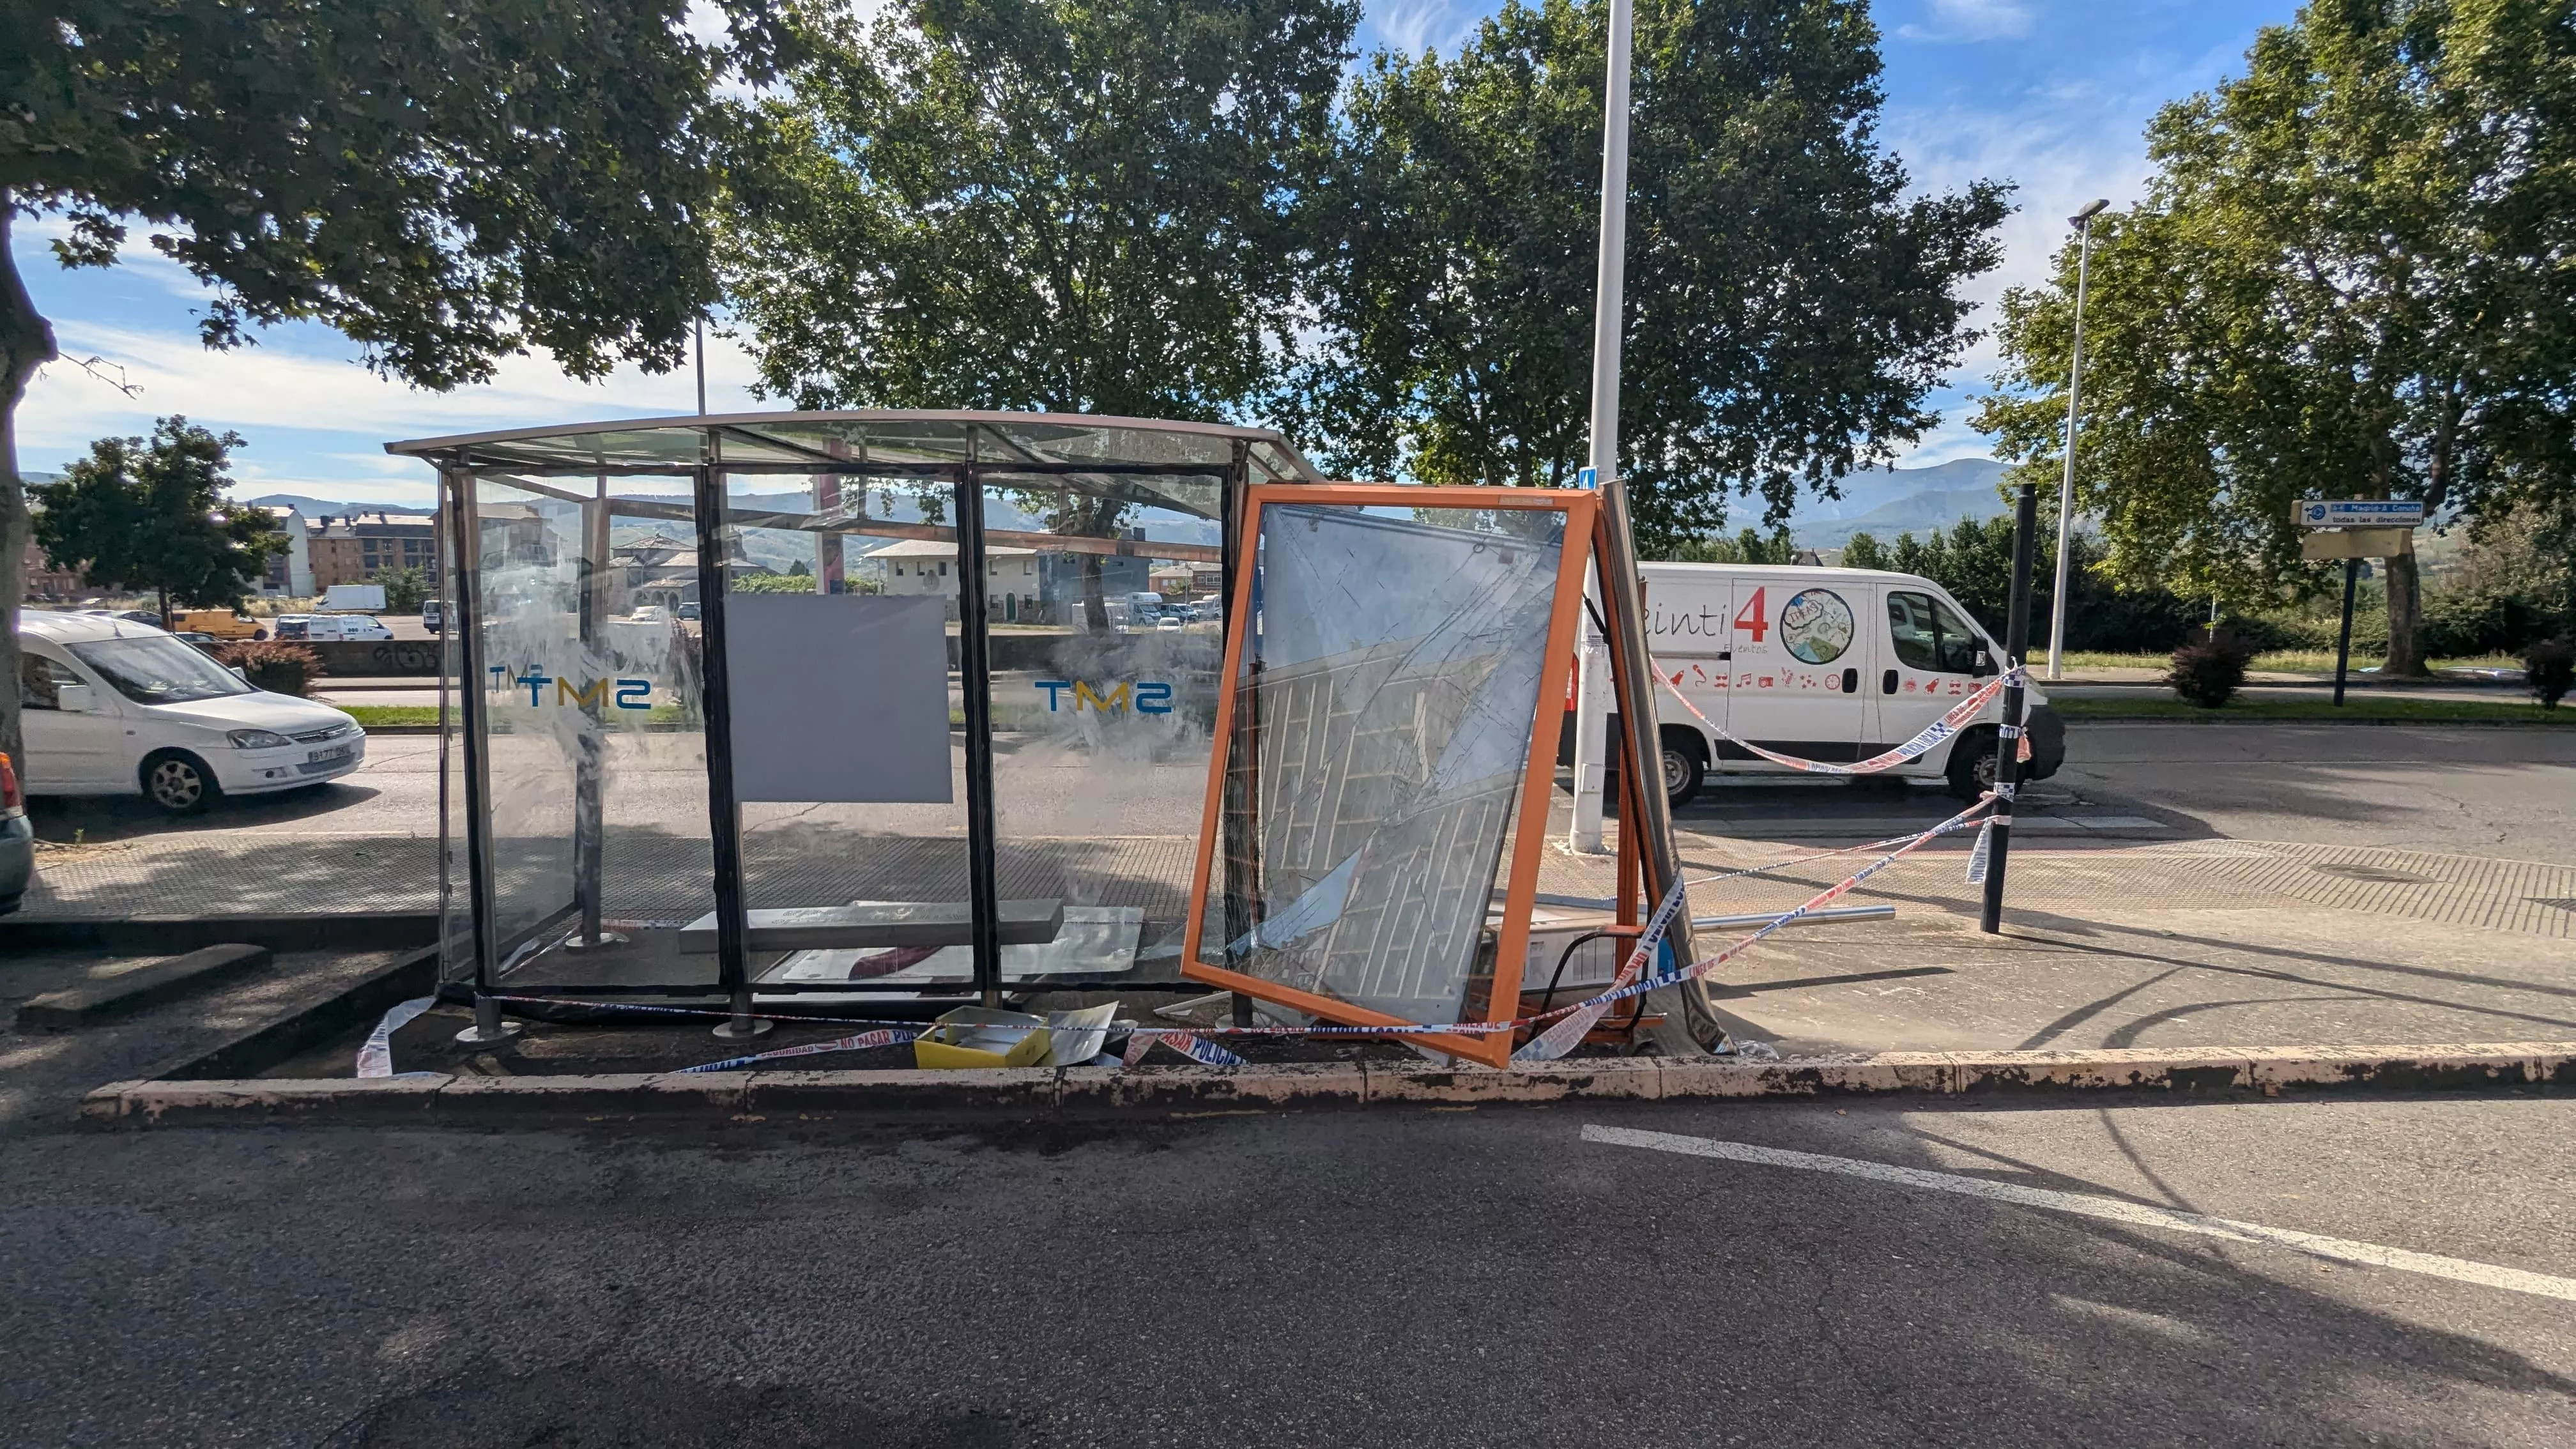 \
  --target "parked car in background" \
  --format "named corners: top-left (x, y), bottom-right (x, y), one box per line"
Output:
top-left (0, 749), bottom-right (29, 914)
top-left (675, 602), bottom-right (701, 622)
top-left (422, 599), bottom-right (444, 632)
top-left (273, 613), bottom-right (394, 642)
top-left (168, 608), bottom-right (266, 640)
top-left (15, 613), bottom-right (365, 814)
